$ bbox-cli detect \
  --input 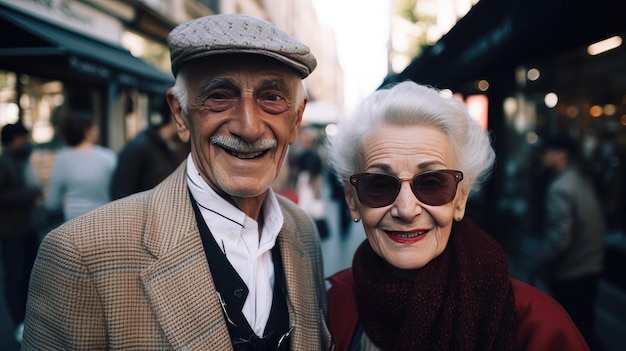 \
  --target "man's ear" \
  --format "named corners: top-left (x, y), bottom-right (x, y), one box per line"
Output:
top-left (289, 98), bottom-right (306, 145)
top-left (166, 89), bottom-right (190, 143)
